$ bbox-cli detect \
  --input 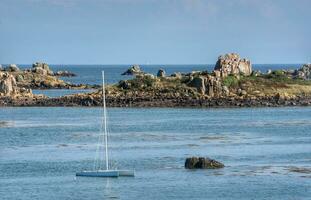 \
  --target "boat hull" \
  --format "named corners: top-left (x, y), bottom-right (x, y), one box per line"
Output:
top-left (76, 170), bottom-right (134, 177)
top-left (118, 170), bottom-right (135, 177)
top-left (76, 170), bottom-right (119, 177)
